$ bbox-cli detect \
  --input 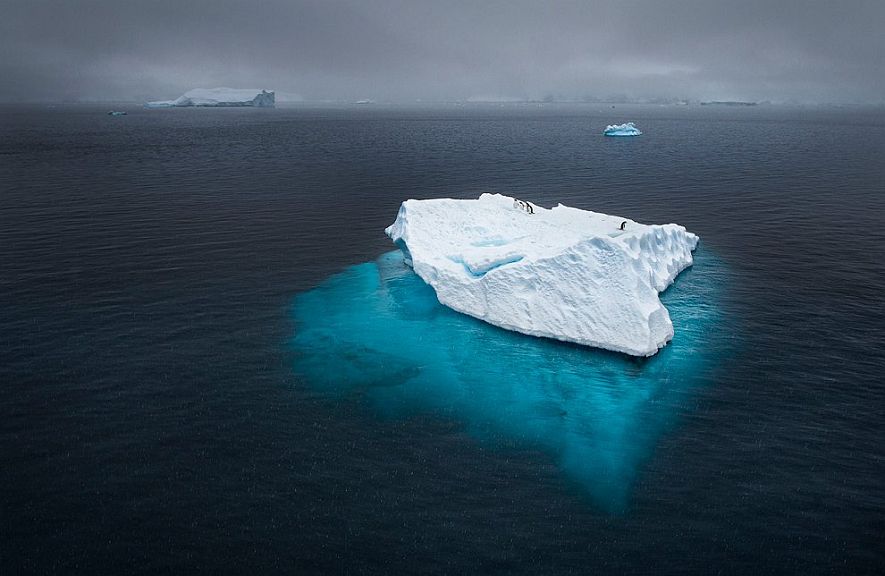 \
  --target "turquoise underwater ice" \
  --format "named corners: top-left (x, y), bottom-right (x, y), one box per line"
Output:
top-left (291, 248), bottom-right (727, 511)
